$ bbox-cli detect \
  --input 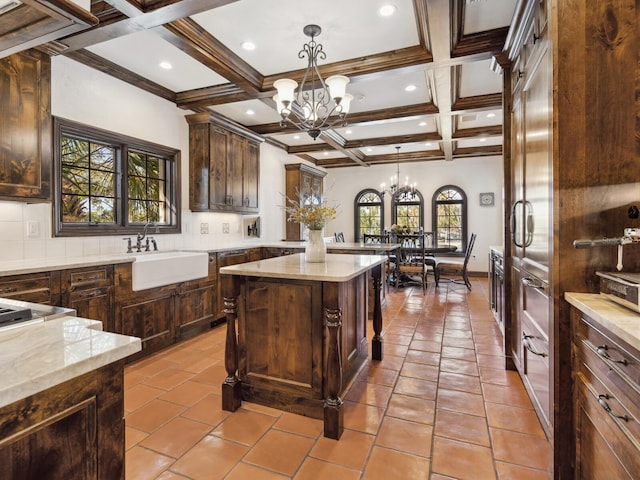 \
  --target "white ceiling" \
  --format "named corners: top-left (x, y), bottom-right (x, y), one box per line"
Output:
top-left (51, 0), bottom-right (518, 167)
